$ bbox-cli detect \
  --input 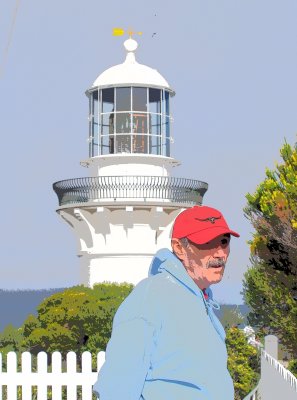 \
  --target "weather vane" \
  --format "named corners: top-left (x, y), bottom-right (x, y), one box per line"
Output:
top-left (112, 28), bottom-right (143, 38)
